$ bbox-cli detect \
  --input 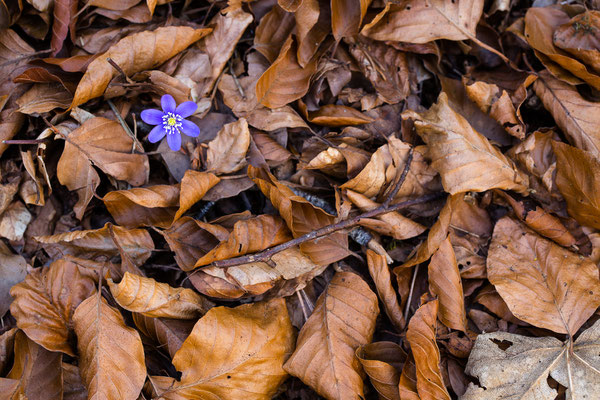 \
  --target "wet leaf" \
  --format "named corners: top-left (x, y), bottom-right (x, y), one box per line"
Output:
top-left (152, 298), bottom-right (294, 400)
top-left (284, 271), bottom-right (379, 400)
top-left (108, 272), bottom-right (214, 319)
top-left (73, 293), bottom-right (146, 400)
top-left (488, 217), bottom-right (600, 335)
